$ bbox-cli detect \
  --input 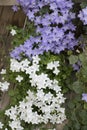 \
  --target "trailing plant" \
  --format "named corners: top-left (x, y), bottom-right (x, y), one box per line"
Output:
top-left (0, 0), bottom-right (87, 130)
